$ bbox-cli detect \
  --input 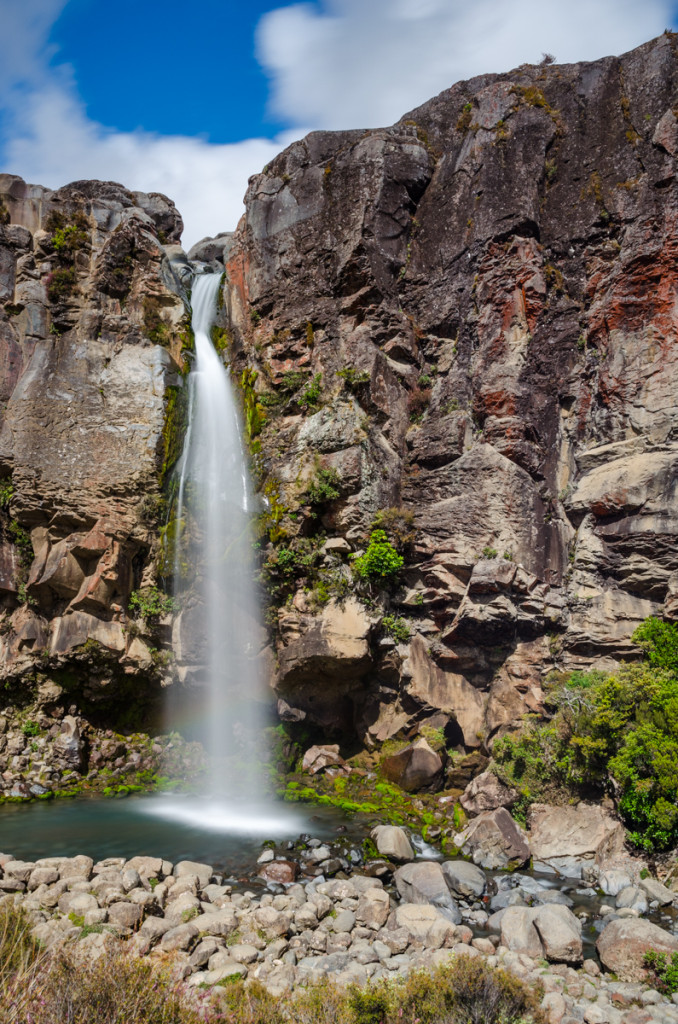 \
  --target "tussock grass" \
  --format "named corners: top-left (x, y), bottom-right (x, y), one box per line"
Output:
top-left (0, 902), bottom-right (544, 1024)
